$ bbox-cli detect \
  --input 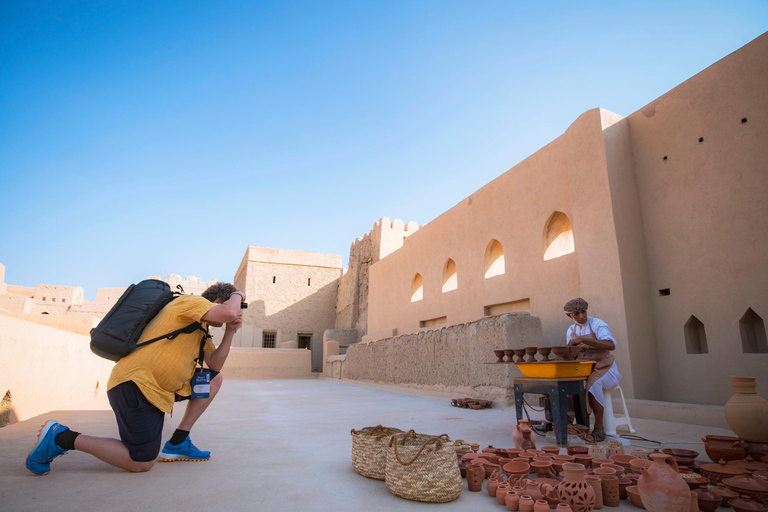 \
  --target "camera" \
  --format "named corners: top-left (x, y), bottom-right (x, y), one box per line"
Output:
top-left (240, 302), bottom-right (248, 309)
